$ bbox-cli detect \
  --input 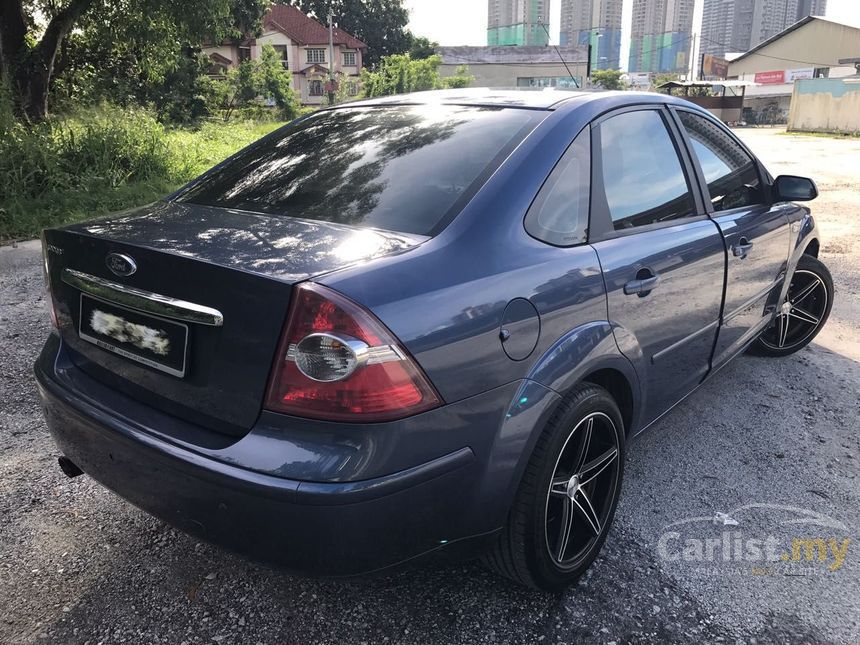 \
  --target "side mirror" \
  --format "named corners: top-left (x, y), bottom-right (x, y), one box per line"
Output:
top-left (773, 175), bottom-right (818, 202)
